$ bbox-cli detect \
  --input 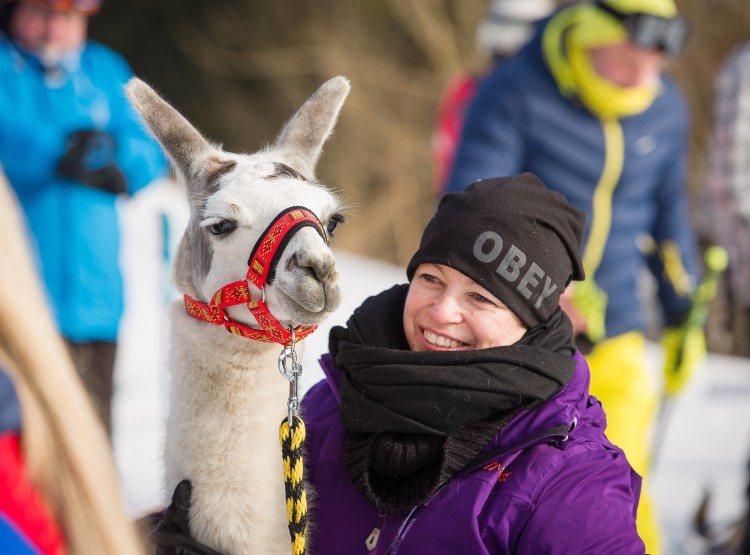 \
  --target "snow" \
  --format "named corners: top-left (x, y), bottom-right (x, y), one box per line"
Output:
top-left (114, 181), bottom-right (750, 553)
